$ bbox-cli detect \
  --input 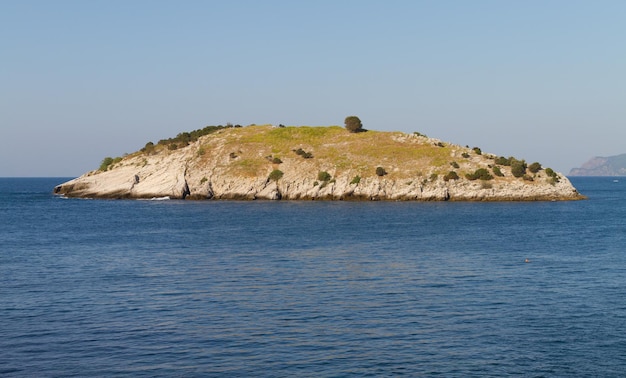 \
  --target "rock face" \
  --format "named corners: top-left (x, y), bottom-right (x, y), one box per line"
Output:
top-left (569, 154), bottom-right (626, 176)
top-left (55, 126), bottom-right (585, 201)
